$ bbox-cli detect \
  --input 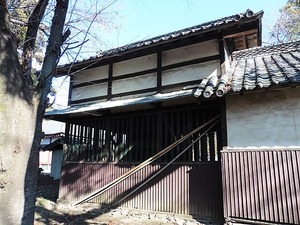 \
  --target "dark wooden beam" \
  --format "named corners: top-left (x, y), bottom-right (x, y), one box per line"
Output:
top-left (218, 32), bottom-right (226, 75)
top-left (108, 63), bottom-right (113, 100)
top-left (72, 78), bottom-right (109, 88)
top-left (223, 29), bottom-right (258, 39)
top-left (157, 51), bottom-right (162, 93)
